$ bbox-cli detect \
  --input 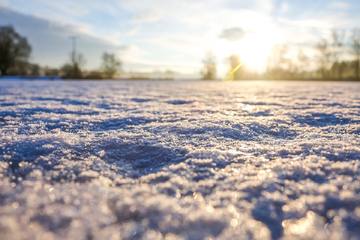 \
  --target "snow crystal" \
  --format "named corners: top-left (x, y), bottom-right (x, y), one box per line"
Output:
top-left (0, 80), bottom-right (359, 239)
